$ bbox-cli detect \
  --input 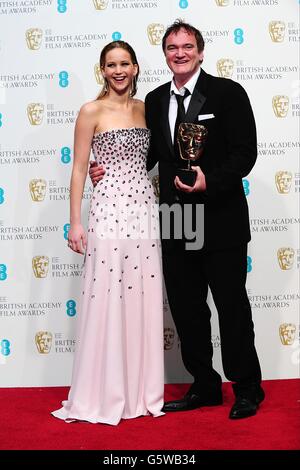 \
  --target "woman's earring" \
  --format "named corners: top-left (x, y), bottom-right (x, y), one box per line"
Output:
top-left (104, 78), bottom-right (109, 93)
